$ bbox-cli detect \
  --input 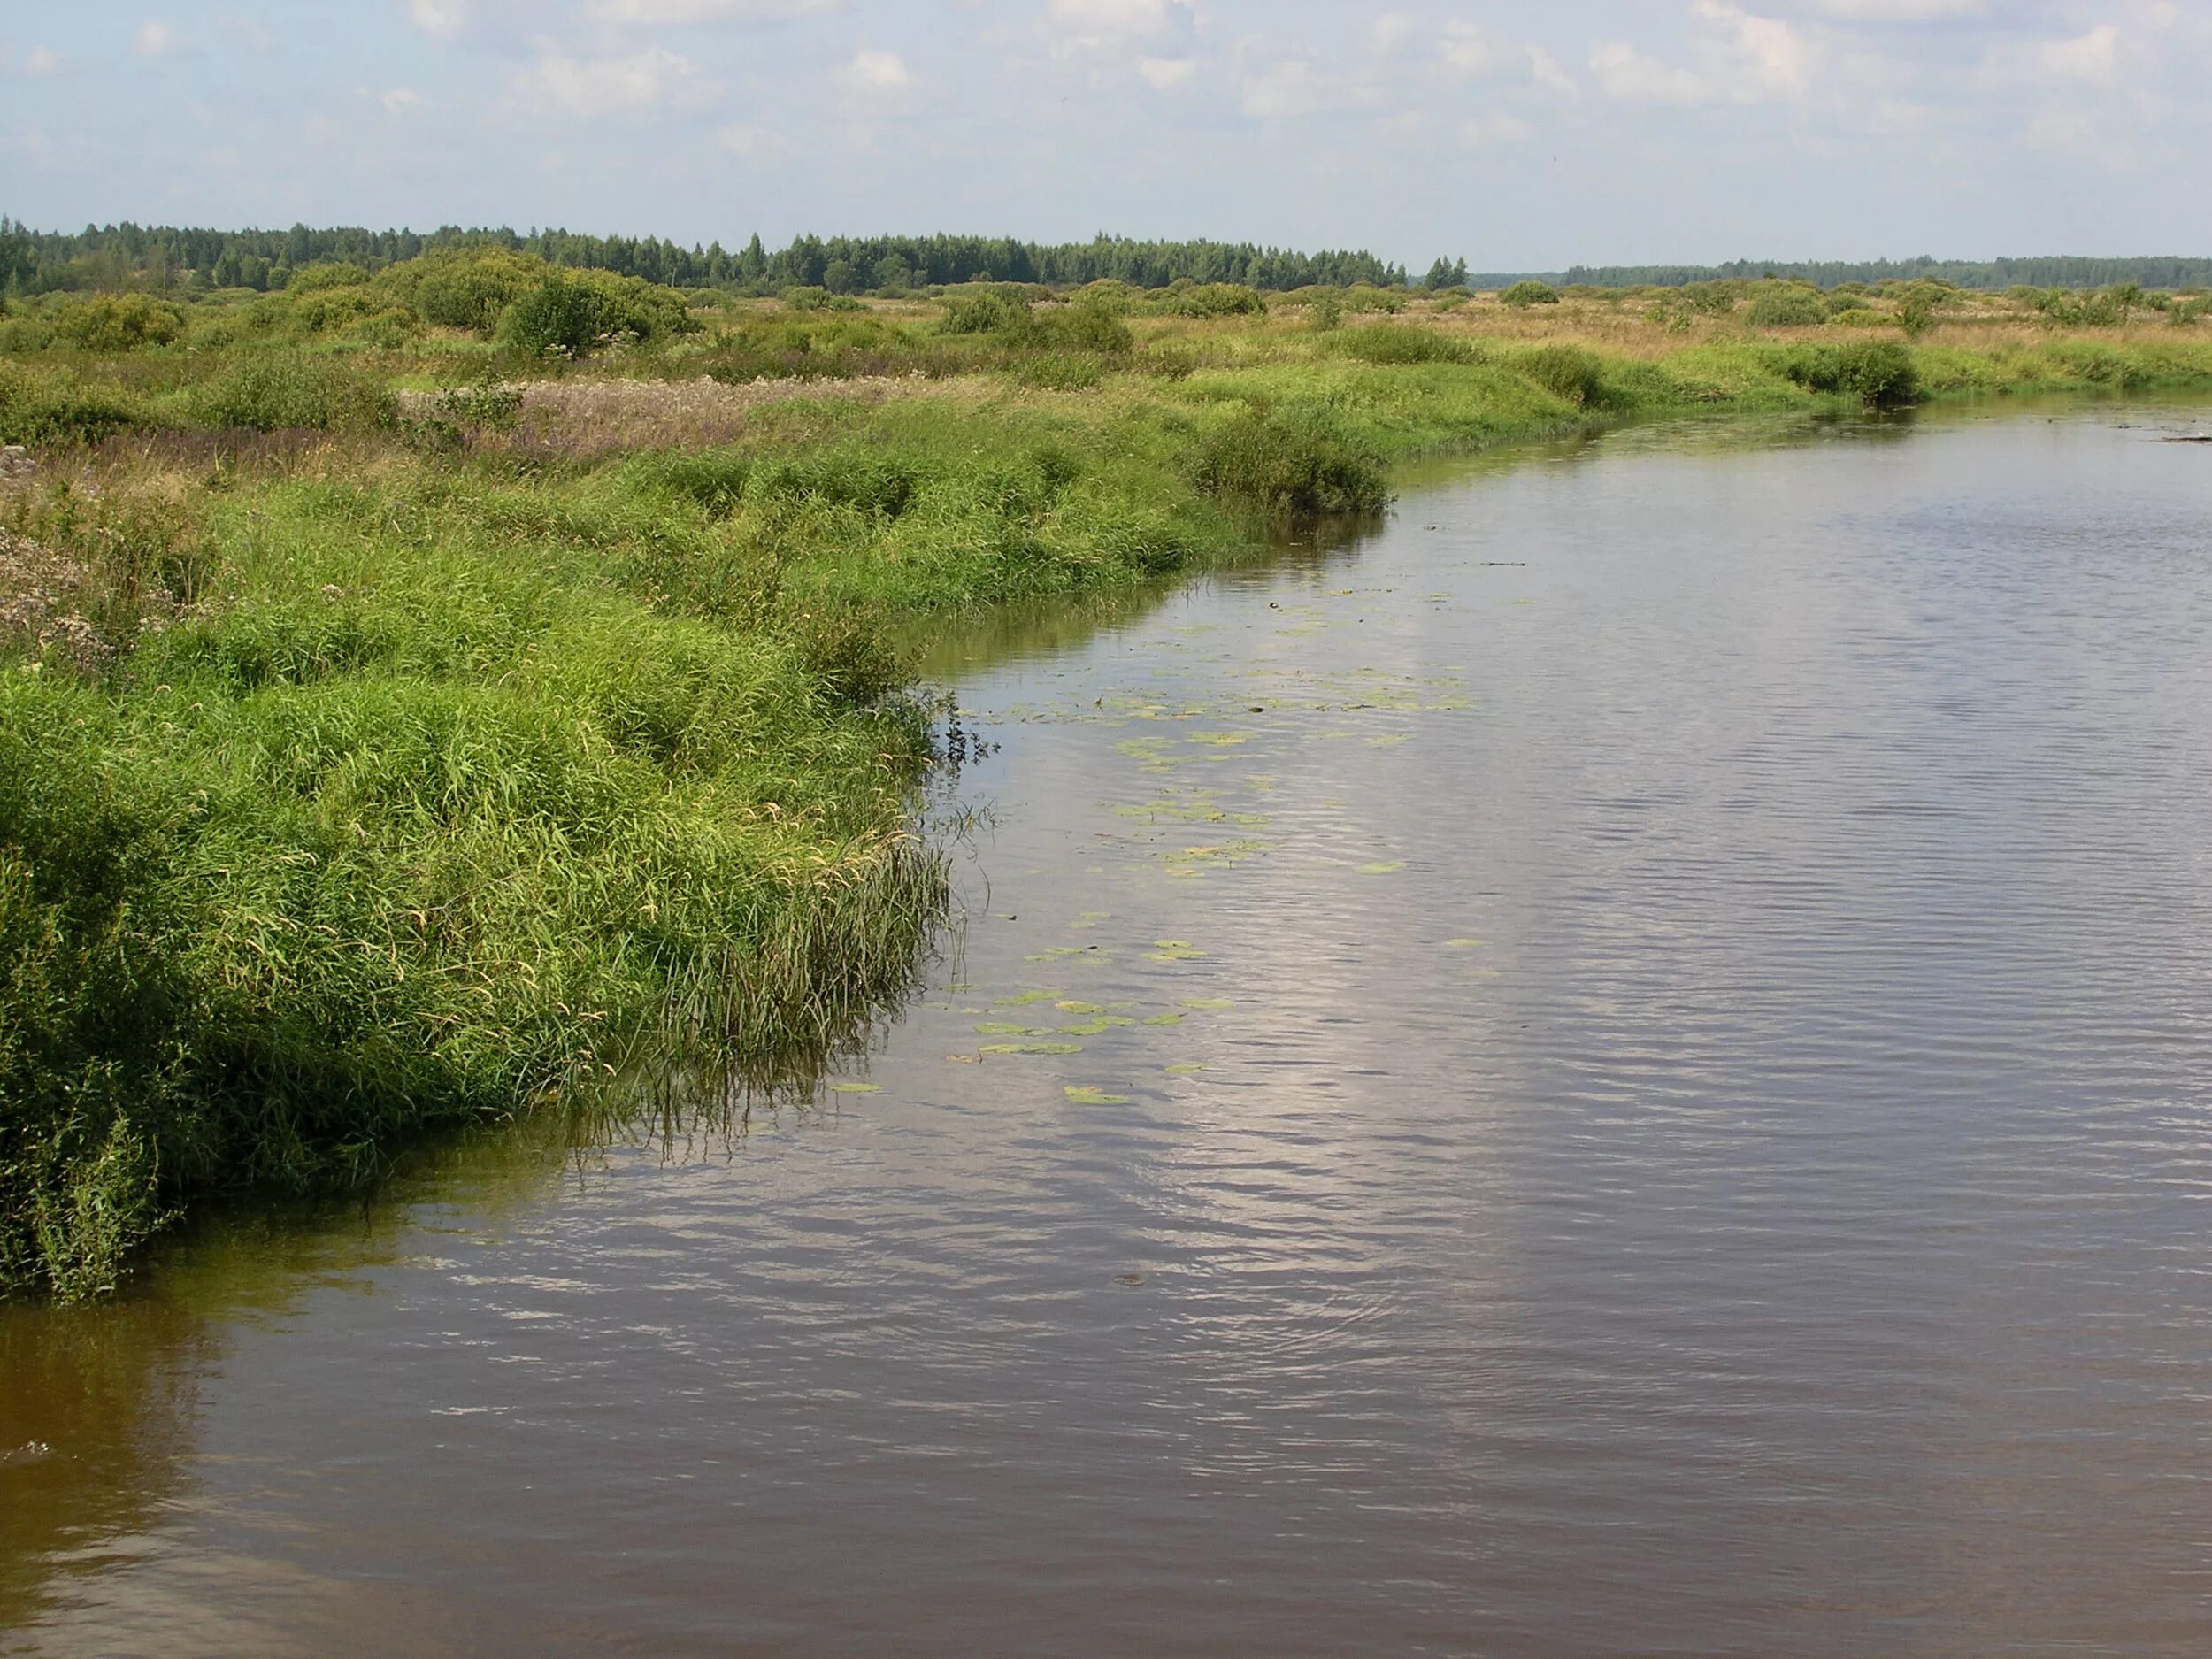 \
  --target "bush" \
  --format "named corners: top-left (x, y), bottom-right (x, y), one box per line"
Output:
top-left (1747, 287), bottom-right (1828, 327)
top-left (1036, 302), bottom-right (1133, 356)
top-left (495, 271), bottom-right (695, 357)
top-left (1500, 280), bottom-right (1560, 309)
top-left (1779, 341), bottom-right (1921, 408)
top-left (939, 288), bottom-right (1035, 337)
top-left (1340, 285), bottom-right (1404, 315)
top-left (1517, 343), bottom-right (1607, 407)
top-left (0, 361), bottom-right (147, 446)
top-left (287, 262), bottom-right (372, 293)
top-left (1153, 282), bottom-right (1265, 319)
top-left (186, 354), bottom-right (396, 432)
top-left (1190, 409), bottom-right (1387, 518)
top-left (381, 249), bottom-right (545, 333)
top-left (783, 287), bottom-right (864, 313)
top-left (52, 295), bottom-right (187, 353)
